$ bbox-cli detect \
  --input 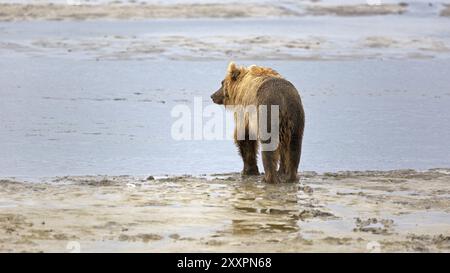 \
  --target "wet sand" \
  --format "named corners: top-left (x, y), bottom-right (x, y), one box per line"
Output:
top-left (0, 2), bottom-right (423, 21)
top-left (3, 32), bottom-right (449, 61)
top-left (441, 4), bottom-right (450, 17)
top-left (0, 169), bottom-right (449, 252)
top-left (305, 3), bottom-right (408, 16)
top-left (0, 3), bottom-right (297, 21)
